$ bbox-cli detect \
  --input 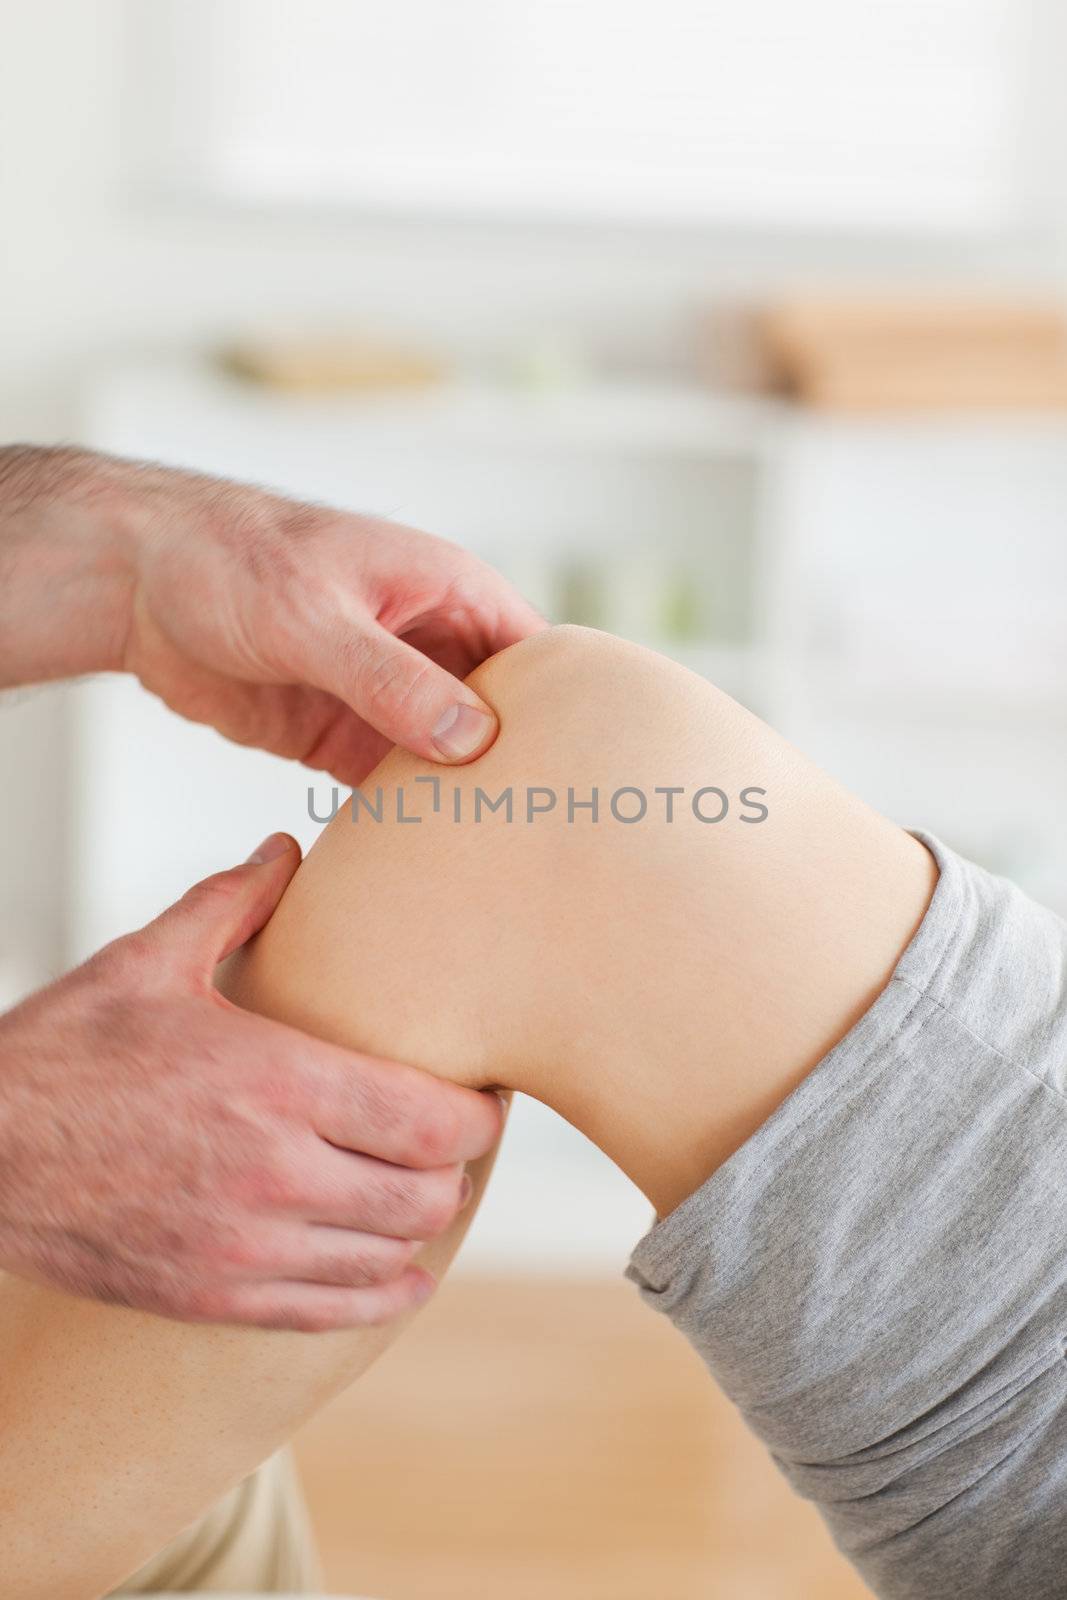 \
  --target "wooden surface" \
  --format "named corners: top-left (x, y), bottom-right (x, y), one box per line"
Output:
top-left (293, 1276), bottom-right (872, 1600)
top-left (762, 296), bottom-right (1067, 411)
